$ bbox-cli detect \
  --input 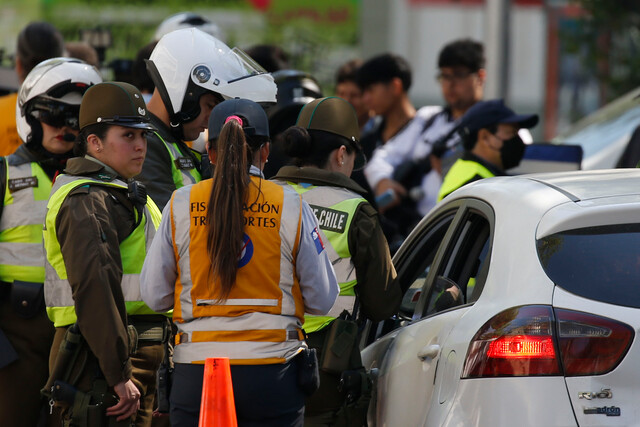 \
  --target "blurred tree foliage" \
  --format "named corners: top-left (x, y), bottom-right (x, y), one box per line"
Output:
top-left (566, 0), bottom-right (640, 102)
